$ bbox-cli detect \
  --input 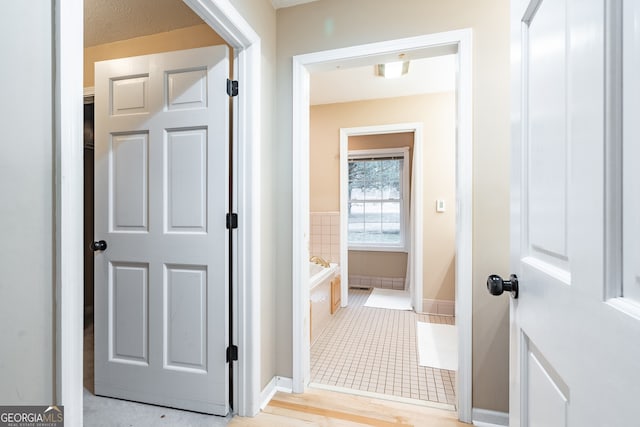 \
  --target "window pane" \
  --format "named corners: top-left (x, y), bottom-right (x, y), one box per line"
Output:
top-left (350, 184), bottom-right (365, 201)
top-left (364, 186), bottom-right (382, 201)
top-left (349, 161), bottom-right (367, 180)
top-left (364, 201), bottom-right (382, 222)
top-left (348, 202), bottom-right (364, 243)
top-left (382, 202), bottom-right (401, 240)
top-left (348, 155), bottom-right (404, 247)
top-left (364, 160), bottom-right (381, 178)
